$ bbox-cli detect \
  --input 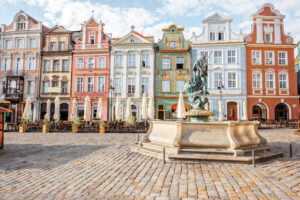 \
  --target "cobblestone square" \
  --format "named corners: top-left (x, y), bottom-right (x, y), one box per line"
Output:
top-left (0, 129), bottom-right (299, 200)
